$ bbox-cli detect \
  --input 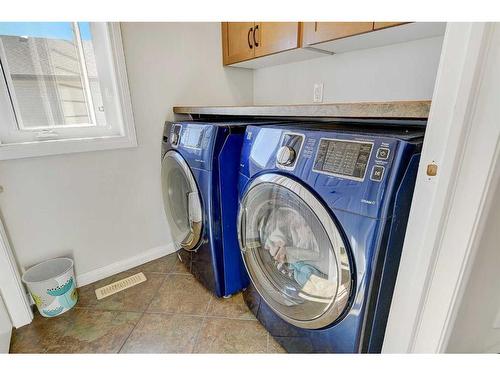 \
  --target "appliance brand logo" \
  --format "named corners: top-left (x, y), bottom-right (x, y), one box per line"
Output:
top-left (361, 199), bottom-right (376, 205)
